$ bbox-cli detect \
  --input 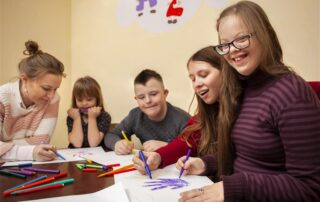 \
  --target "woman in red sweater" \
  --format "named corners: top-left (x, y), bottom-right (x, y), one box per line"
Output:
top-left (133, 46), bottom-right (240, 174)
